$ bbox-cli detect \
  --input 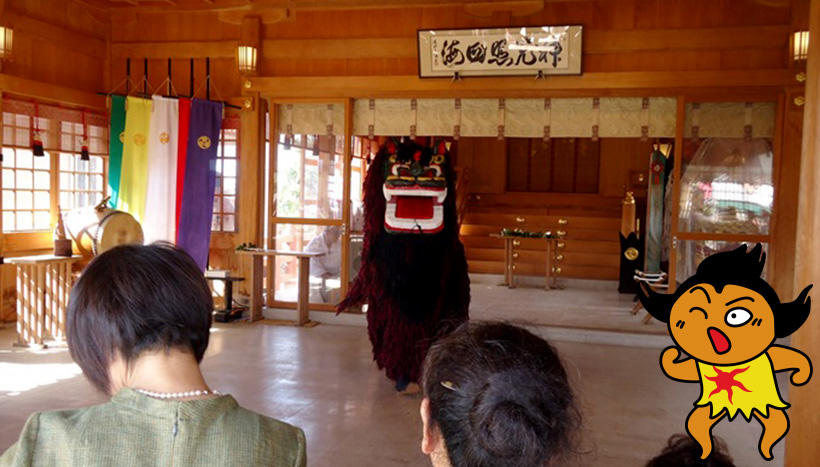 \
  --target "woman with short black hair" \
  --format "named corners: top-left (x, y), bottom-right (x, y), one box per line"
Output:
top-left (0, 243), bottom-right (306, 467)
top-left (419, 322), bottom-right (580, 467)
